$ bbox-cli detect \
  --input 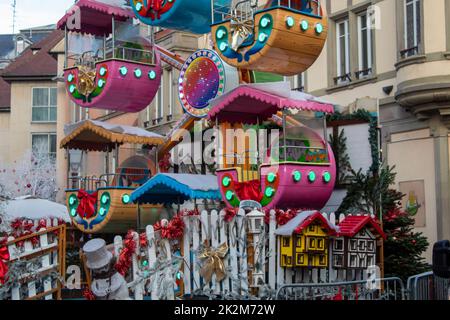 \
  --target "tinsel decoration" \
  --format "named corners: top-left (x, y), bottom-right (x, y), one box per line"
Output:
top-left (115, 231), bottom-right (137, 276)
top-left (158, 153), bottom-right (172, 173)
top-left (83, 288), bottom-right (96, 300)
top-left (146, 255), bottom-right (183, 300)
top-left (0, 240), bottom-right (9, 285)
top-left (154, 215), bottom-right (185, 240)
top-left (223, 208), bottom-right (238, 223)
top-left (7, 218), bottom-right (65, 249)
top-left (179, 209), bottom-right (200, 216)
top-left (139, 232), bottom-right (148, 248)
top-left (263, 209), bottom-right (299, 226)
